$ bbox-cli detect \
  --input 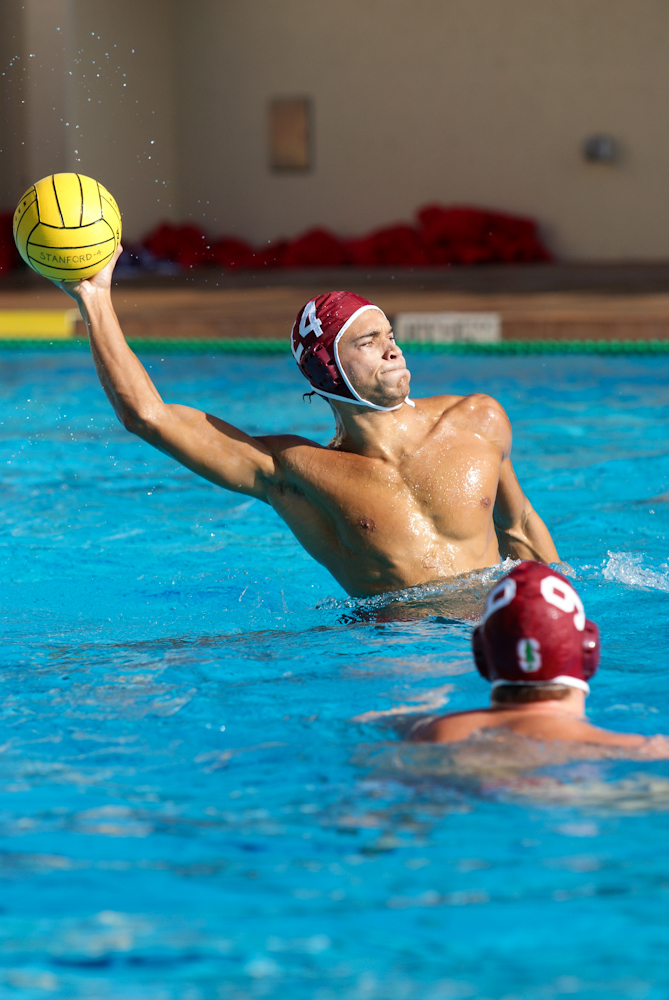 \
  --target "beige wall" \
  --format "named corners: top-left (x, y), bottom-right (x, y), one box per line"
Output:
top-left (3, 0), bottom-right (669, 258)
top-left (0, 0), bottom-right (27, 208)
top-left (0, 0), bottom-right (178, 239)
top-left (174, 0), bottom-right (669, 260)
top-left (69, 0), bottom-right (179, 239)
